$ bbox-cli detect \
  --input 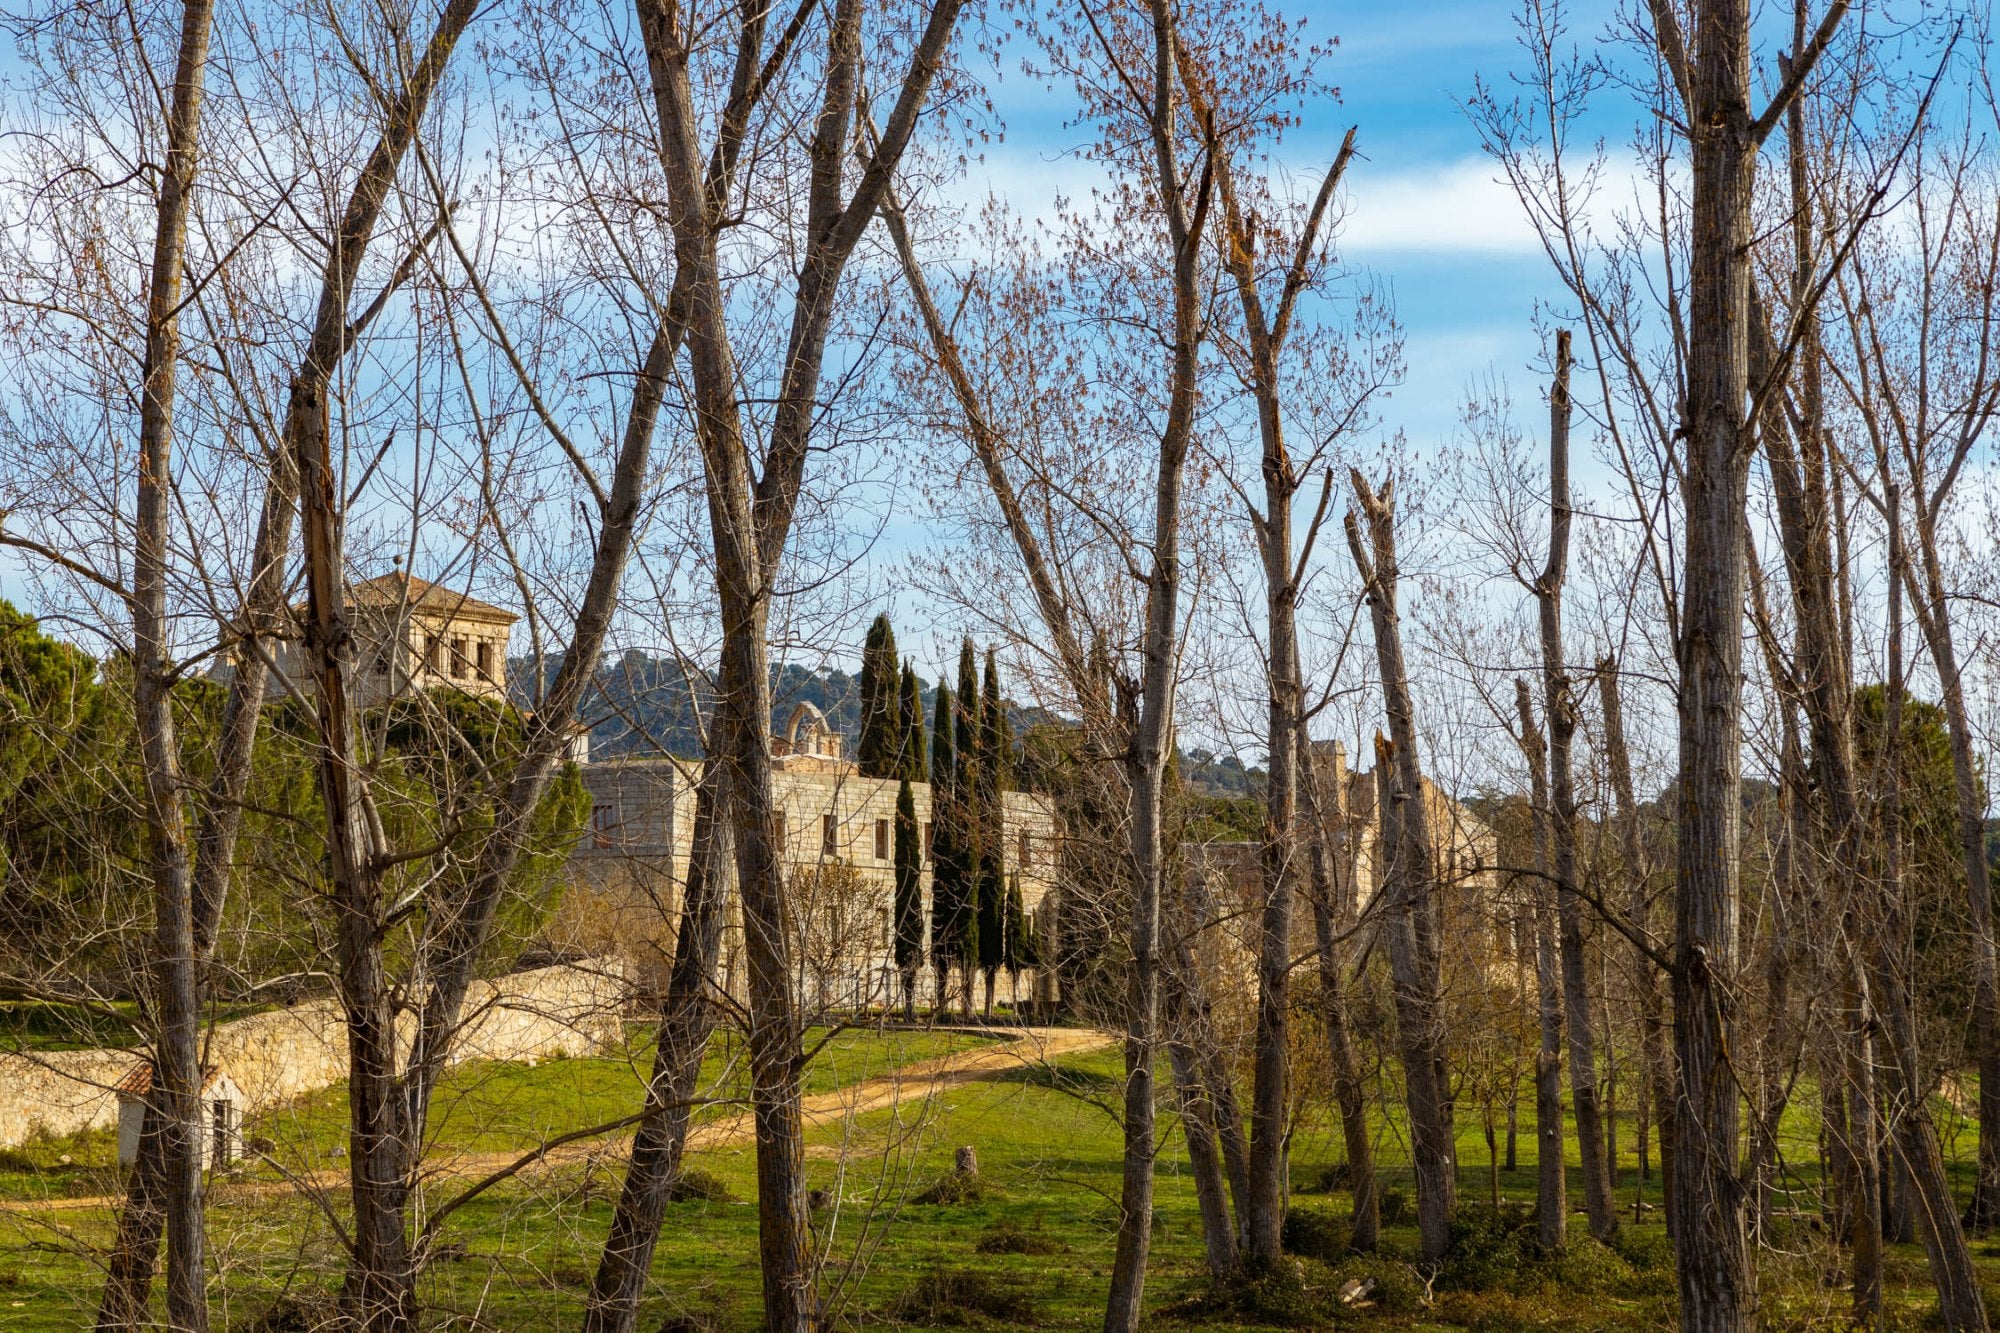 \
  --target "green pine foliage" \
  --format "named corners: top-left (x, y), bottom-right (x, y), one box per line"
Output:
top-left (953, 641), bottom-right (982, 972)
top-left (1003, 872), bottom-right (1037, 971)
